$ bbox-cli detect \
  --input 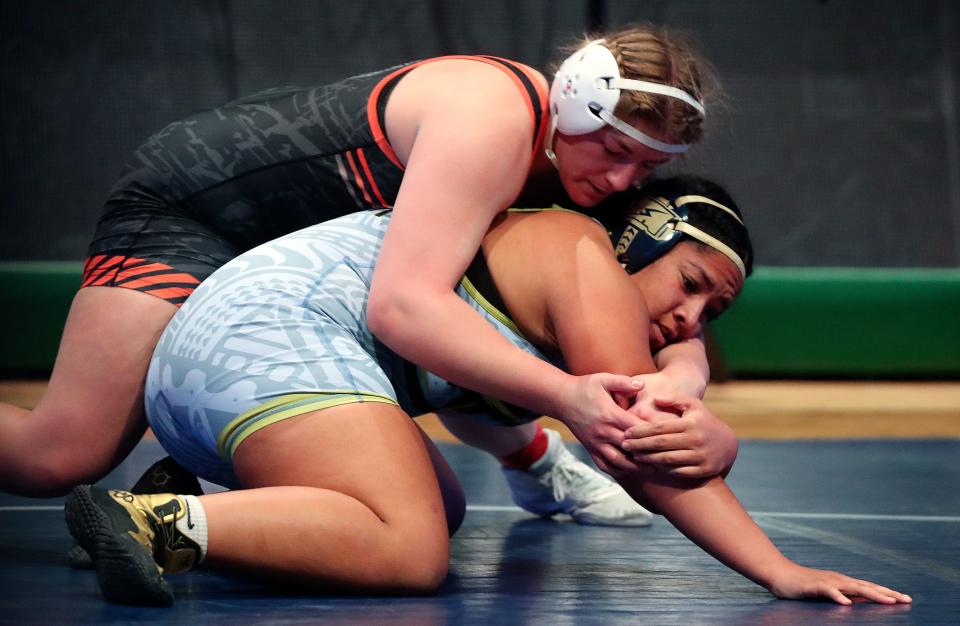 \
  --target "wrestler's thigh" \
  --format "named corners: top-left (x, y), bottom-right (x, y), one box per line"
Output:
top-left (36, 287), bottom-right (177, 445)
top-left (233, 402), bottom-right (450, 536)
